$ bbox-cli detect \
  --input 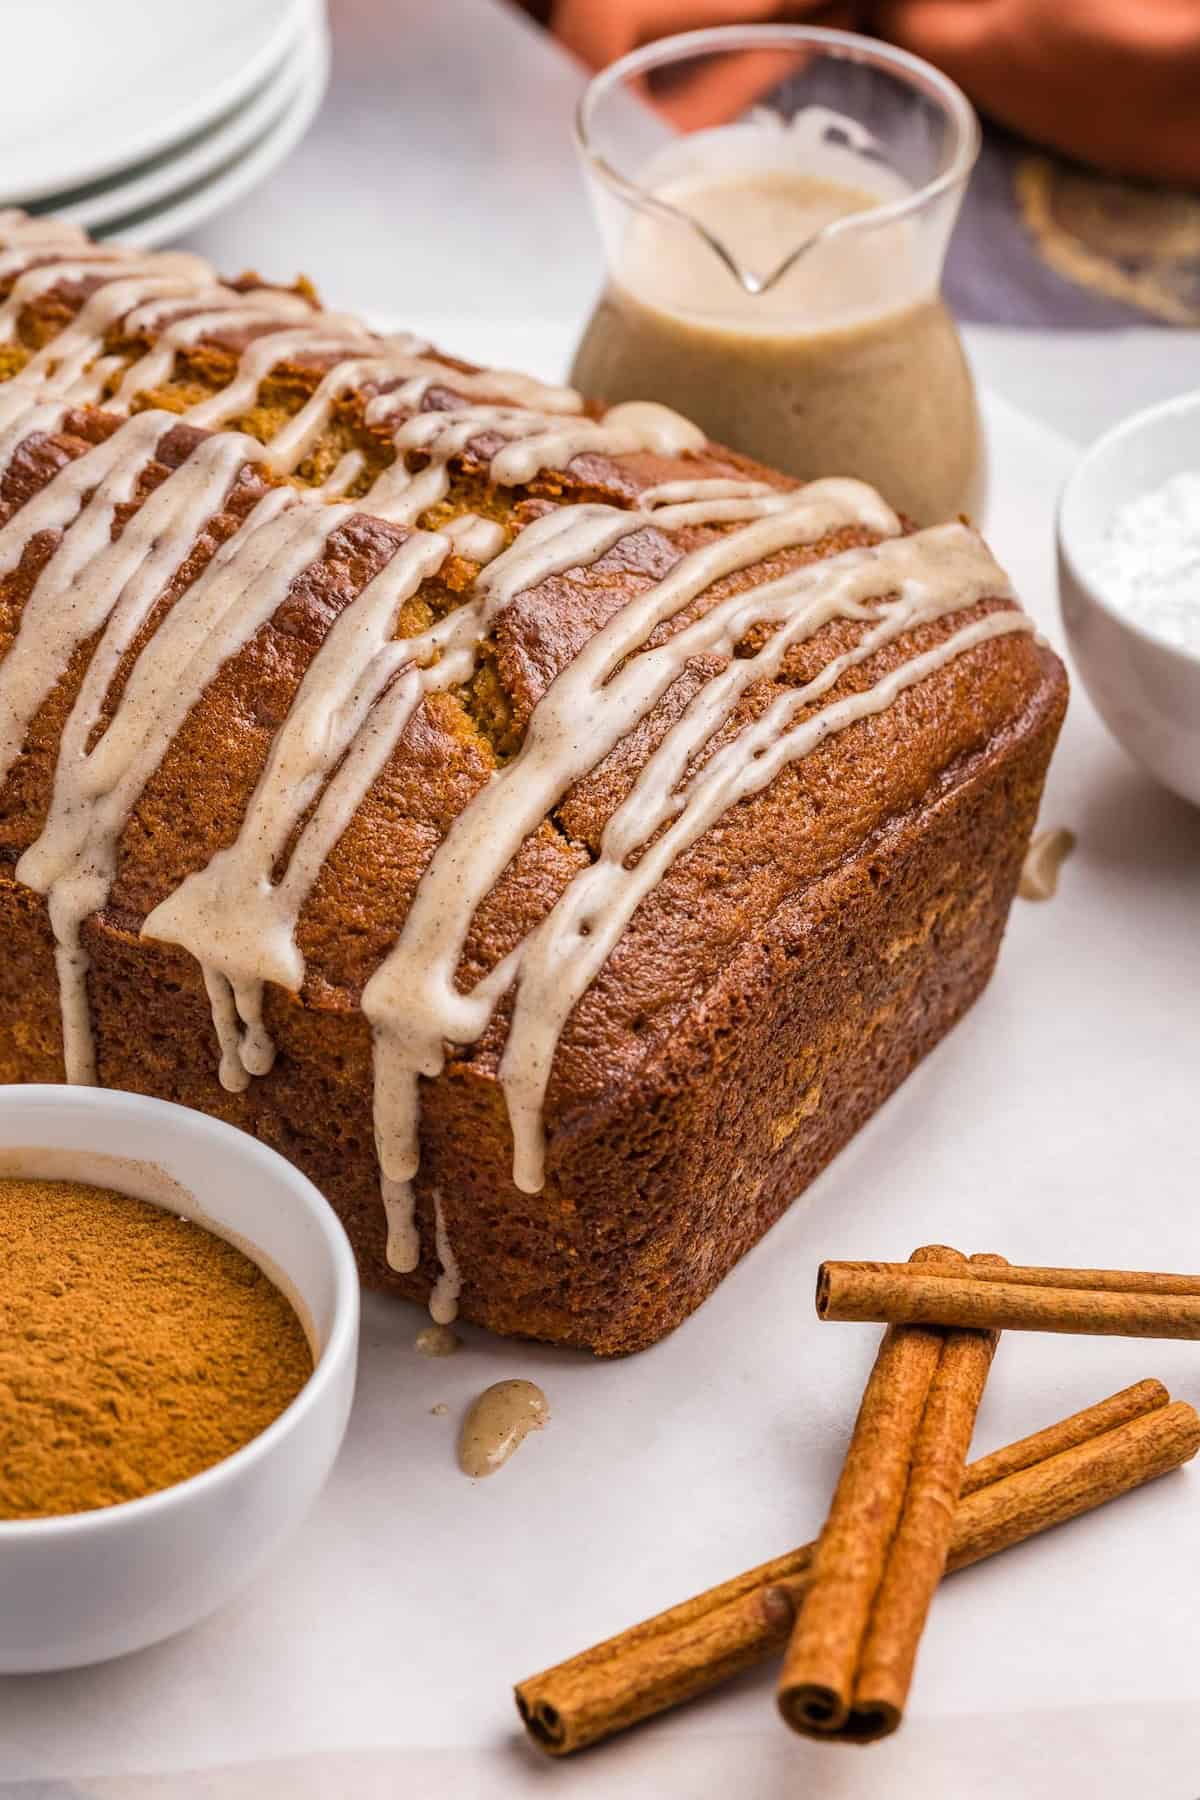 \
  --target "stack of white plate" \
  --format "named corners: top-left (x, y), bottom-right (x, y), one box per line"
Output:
top-left (1, 0), bottom-right (329, 246)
